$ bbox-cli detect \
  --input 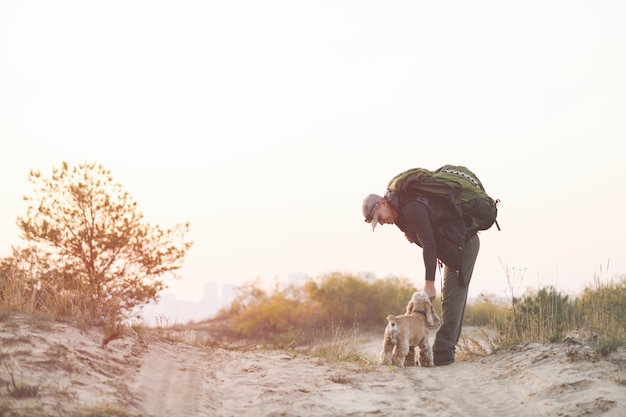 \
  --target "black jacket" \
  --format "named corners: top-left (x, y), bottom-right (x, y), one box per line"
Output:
top-left (386, 191), bottom-right (470, 280)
